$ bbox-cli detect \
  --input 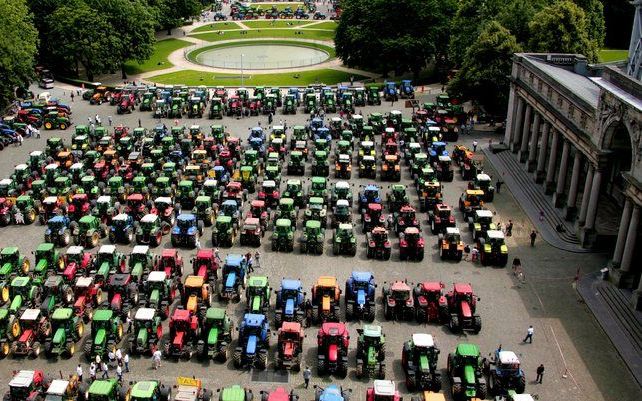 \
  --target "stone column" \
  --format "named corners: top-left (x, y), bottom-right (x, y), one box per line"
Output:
top-left (620, 205), bottom-right (639, 272)
top-left (527, 113), bottom-right (541, 171)
top-left (510, 99), bottom-right (526, 152)
top-left (578, 165), bottom-right (594, 225)
top-left (583, 169), bottom-right (603, 230)
top-left (504, 86), bottom-right (519, 145)
top-left (612, 199), bottom-right (633, 266)
top-left (534, 122), bottom-right (550, 183)
top-left (553, 140), bottom-right (571, 207)
top-left (518, 105), bottom-right (532, 161)
top-left (544, 130), bottom-right (559, 194)
top-left (565, 151), bottom-right (583, 220)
